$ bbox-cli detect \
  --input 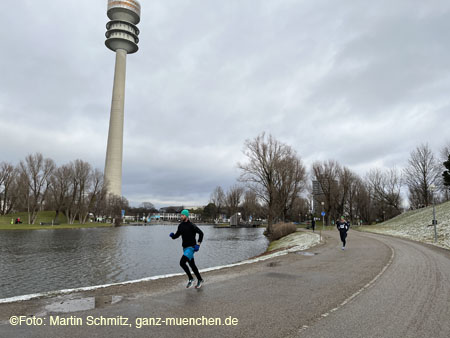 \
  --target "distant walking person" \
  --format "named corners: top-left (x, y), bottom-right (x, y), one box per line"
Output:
top-left (336, 216), bottom-right (350, 250)
top-left (311, 218), bottom-right (316, 232)
top-left (170, 209), bottom-right (204, 288)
